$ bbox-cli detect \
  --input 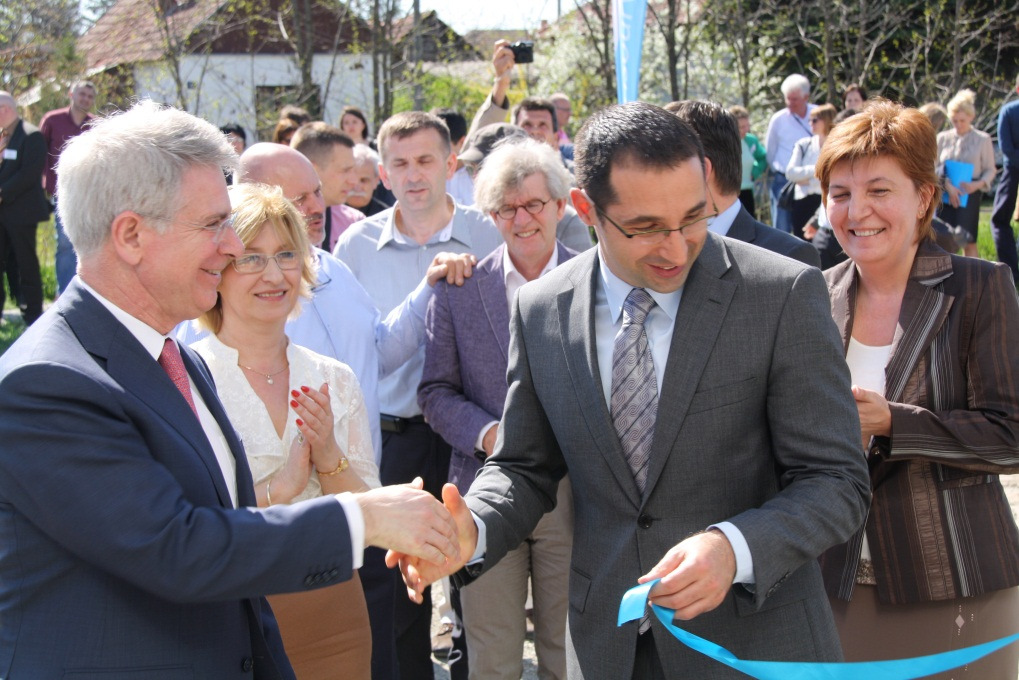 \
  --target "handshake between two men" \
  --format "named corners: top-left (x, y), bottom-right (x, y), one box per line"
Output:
top-left (383, 482), bottom-right (740, 624)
